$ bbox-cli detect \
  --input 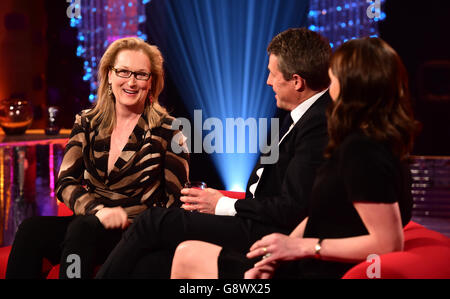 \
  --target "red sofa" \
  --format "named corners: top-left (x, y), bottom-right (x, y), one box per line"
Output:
top-left (342, 221), bottom-right (450, 279)
top-left (1, 191), bottom-right (449, 279)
